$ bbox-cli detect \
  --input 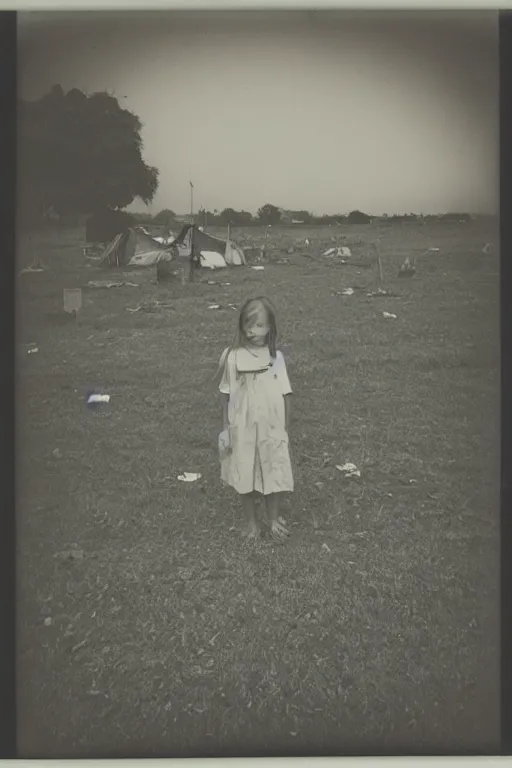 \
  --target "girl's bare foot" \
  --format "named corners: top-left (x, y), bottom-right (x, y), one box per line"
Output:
top-left (241, 492), bottom-right (259, 539)
top-left (270, 520), bottom-right (290, 540)
top-left (243, 520), bottom-right (261, 540)
top-left (264, 494), bottom-right (290, 540)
